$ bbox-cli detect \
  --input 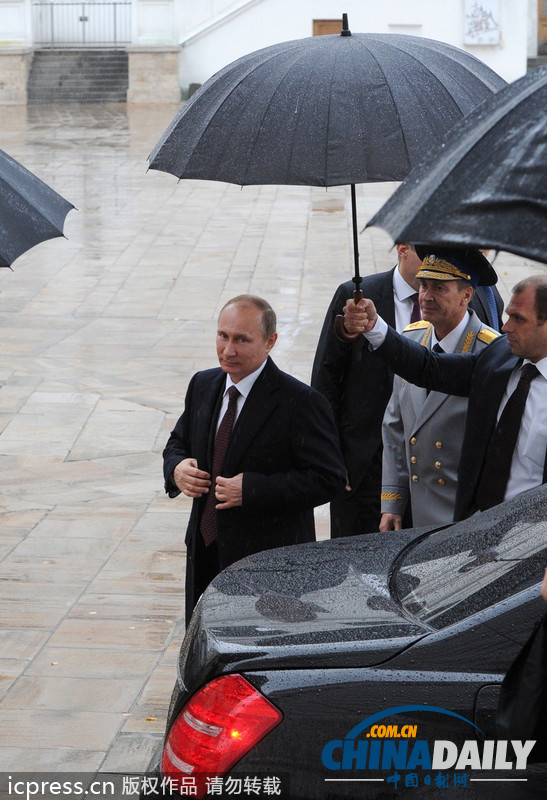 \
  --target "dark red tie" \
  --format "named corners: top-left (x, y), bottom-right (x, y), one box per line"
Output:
top-left (474, 363), bottom-right (540, 511)
top-left (410, 293), bottom-right (421, 324)
top-left (200, 385), bottom-right (240, 546)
